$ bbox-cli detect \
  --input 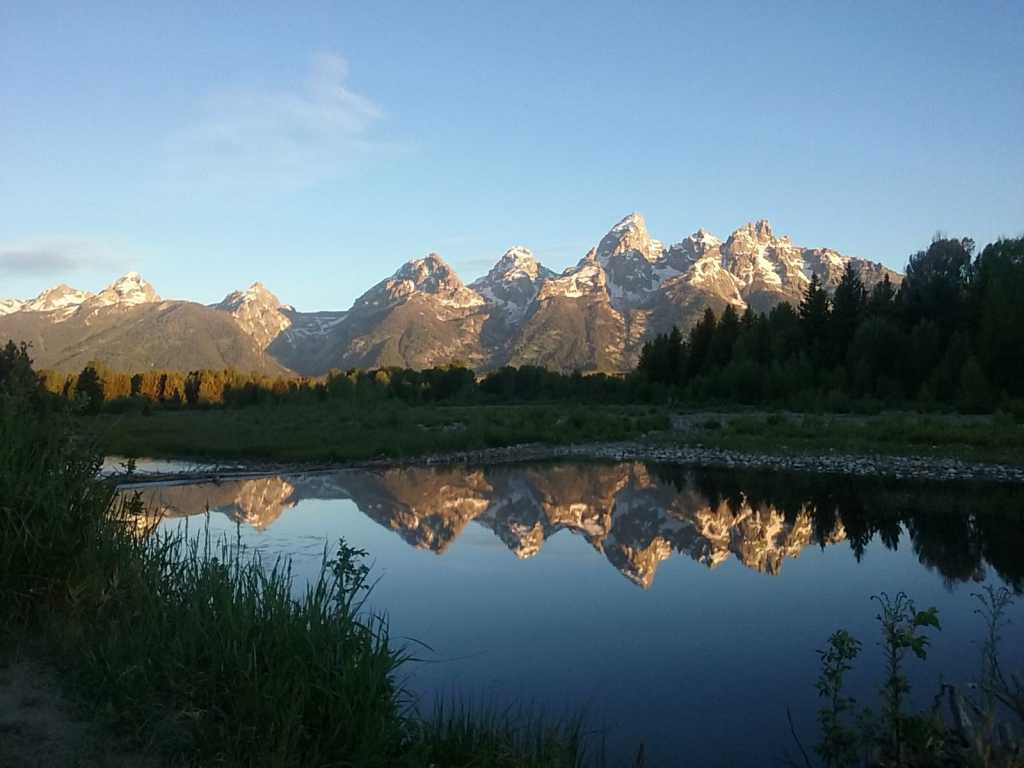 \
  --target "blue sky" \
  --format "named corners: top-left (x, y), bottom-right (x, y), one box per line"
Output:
top-left (1, 0), bottom-right (1021, 310)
